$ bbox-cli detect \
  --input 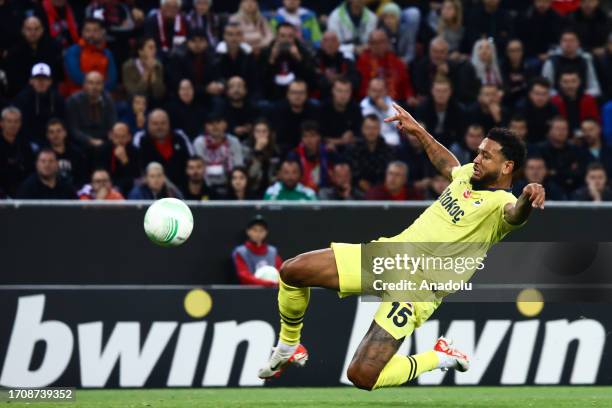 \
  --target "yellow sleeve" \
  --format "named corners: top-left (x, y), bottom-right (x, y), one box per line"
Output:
top-left (451, 163), bottom-right (474, 181)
